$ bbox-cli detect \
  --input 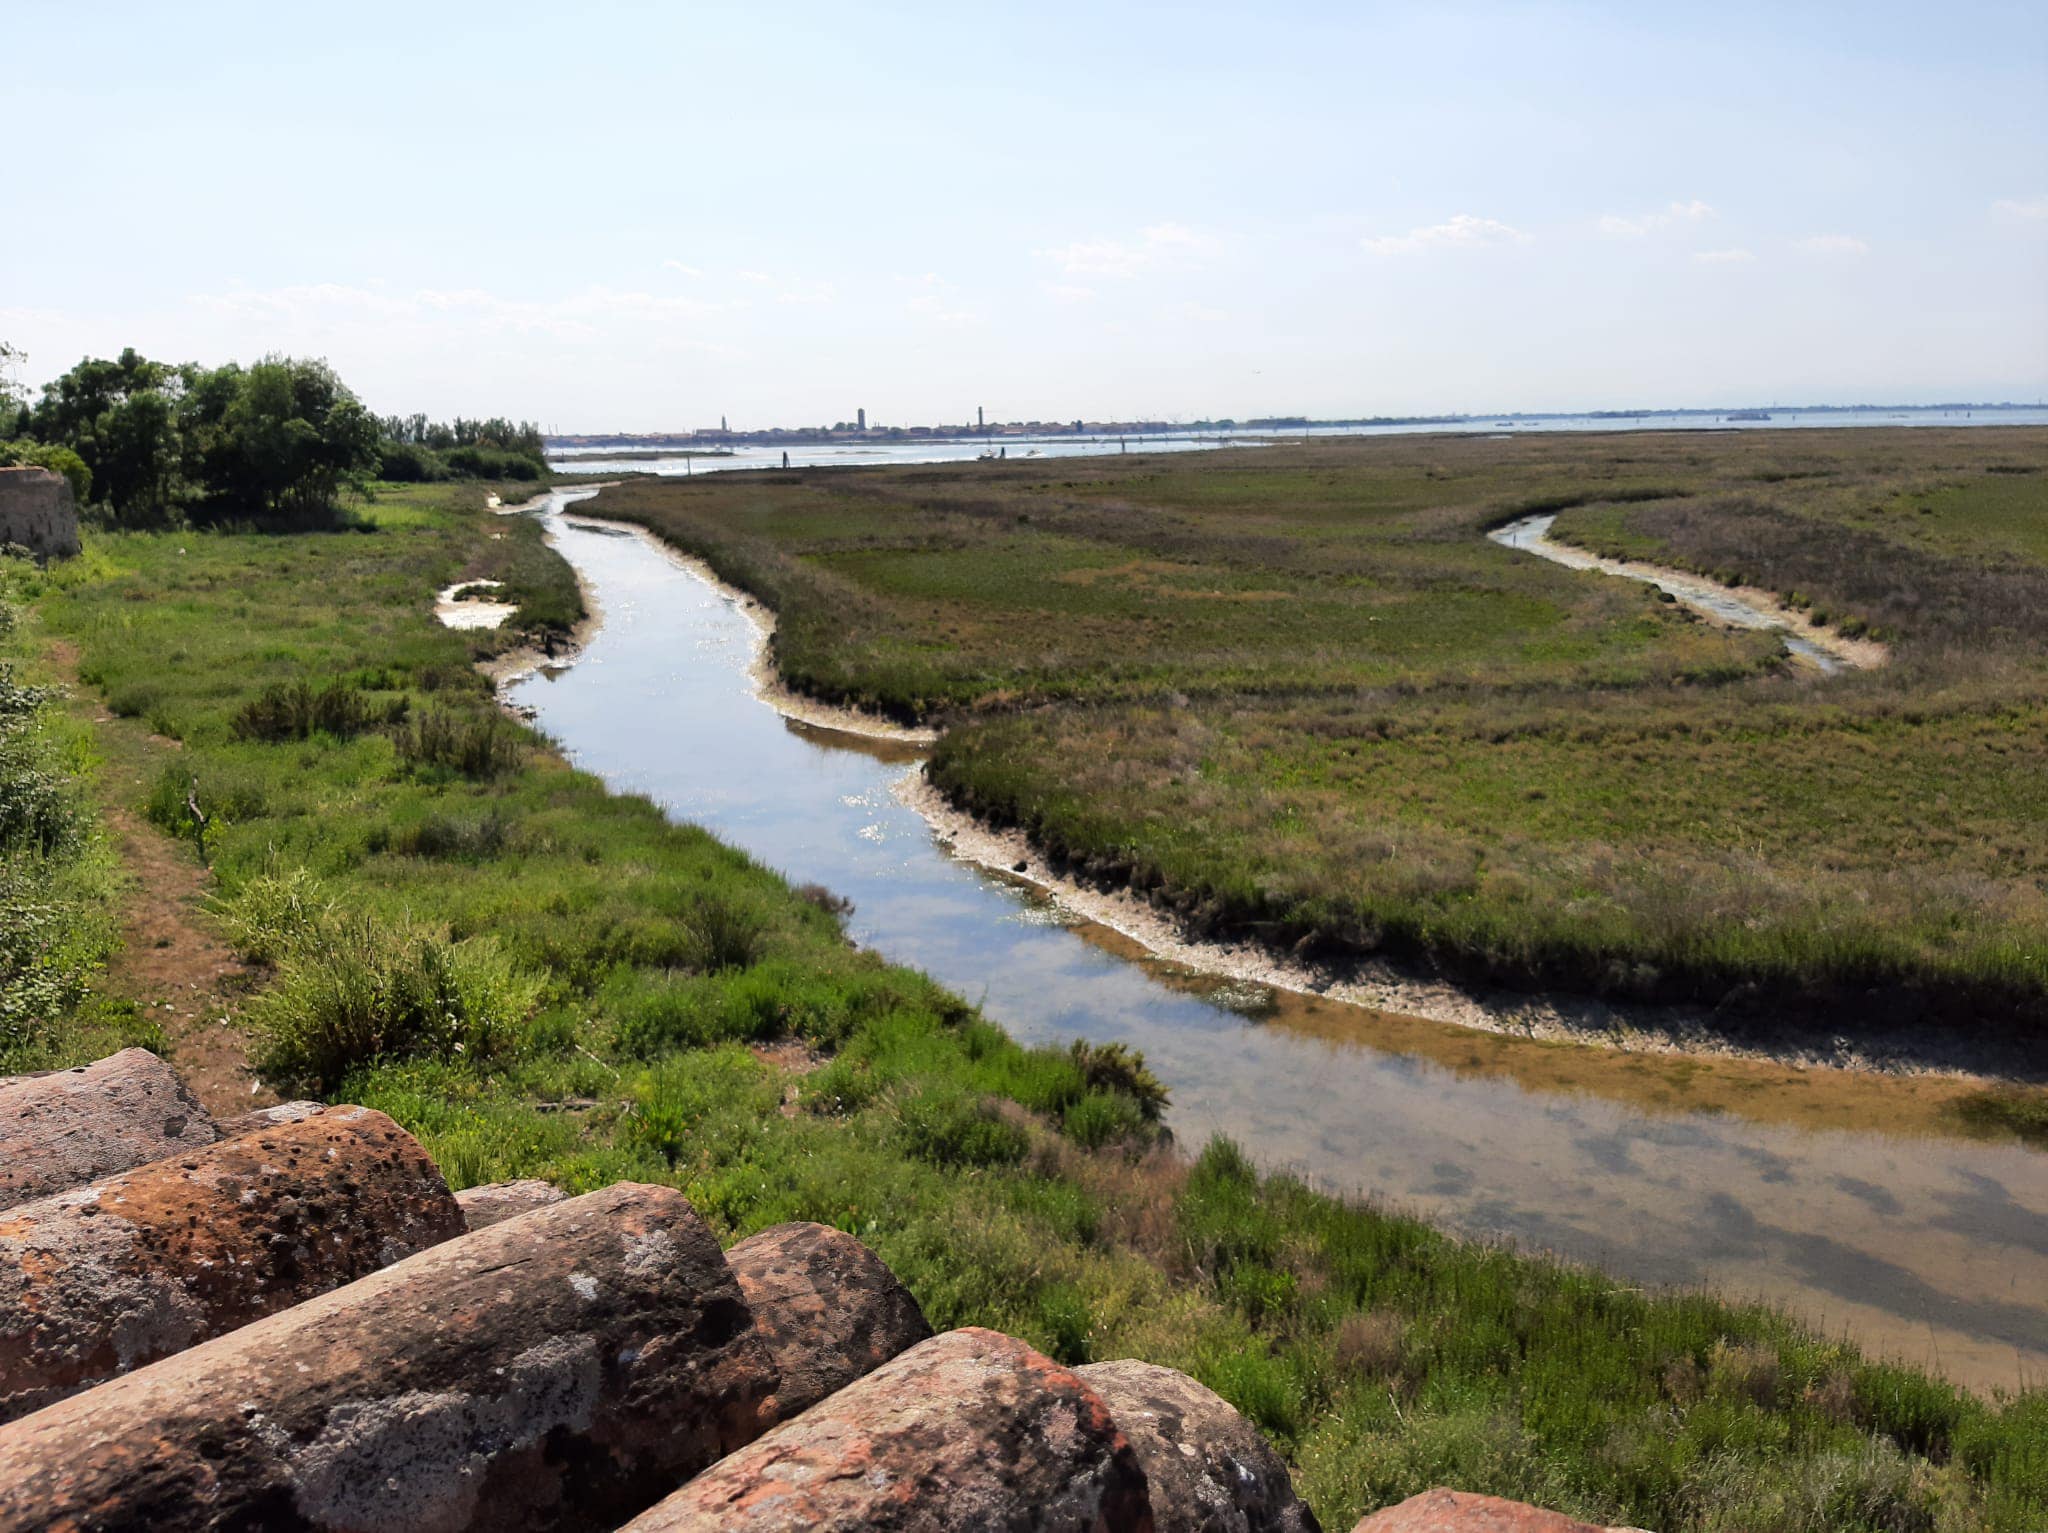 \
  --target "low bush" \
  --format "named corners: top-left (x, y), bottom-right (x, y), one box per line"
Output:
top-left (681, 892), bottom-right (771, 972)
top-left (1068, 1038), bottom-right (1170, 1121)
top-left (393, 809), bottom-right (512, 861)
top-left (230, 678), bottom-right (380, 743)
top-left (213, 868), bottom-right (331, 965)
top-left (250, 916), bottom-right (540, 1092)
top-left (395, 707), bottom-right (520, 779)
top-left (898, 1086), bottom-right (1030, 1167)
